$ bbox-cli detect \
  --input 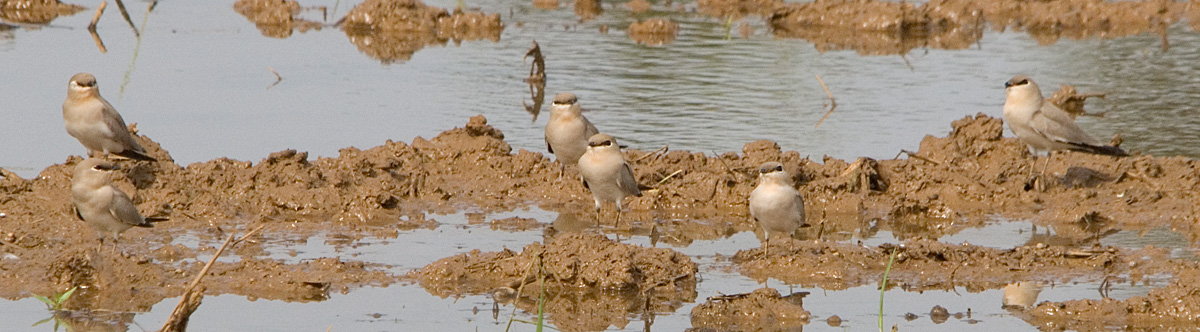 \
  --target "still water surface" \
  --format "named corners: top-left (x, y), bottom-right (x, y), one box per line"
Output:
top-left (1, 0), bottom-right (1199, 331)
